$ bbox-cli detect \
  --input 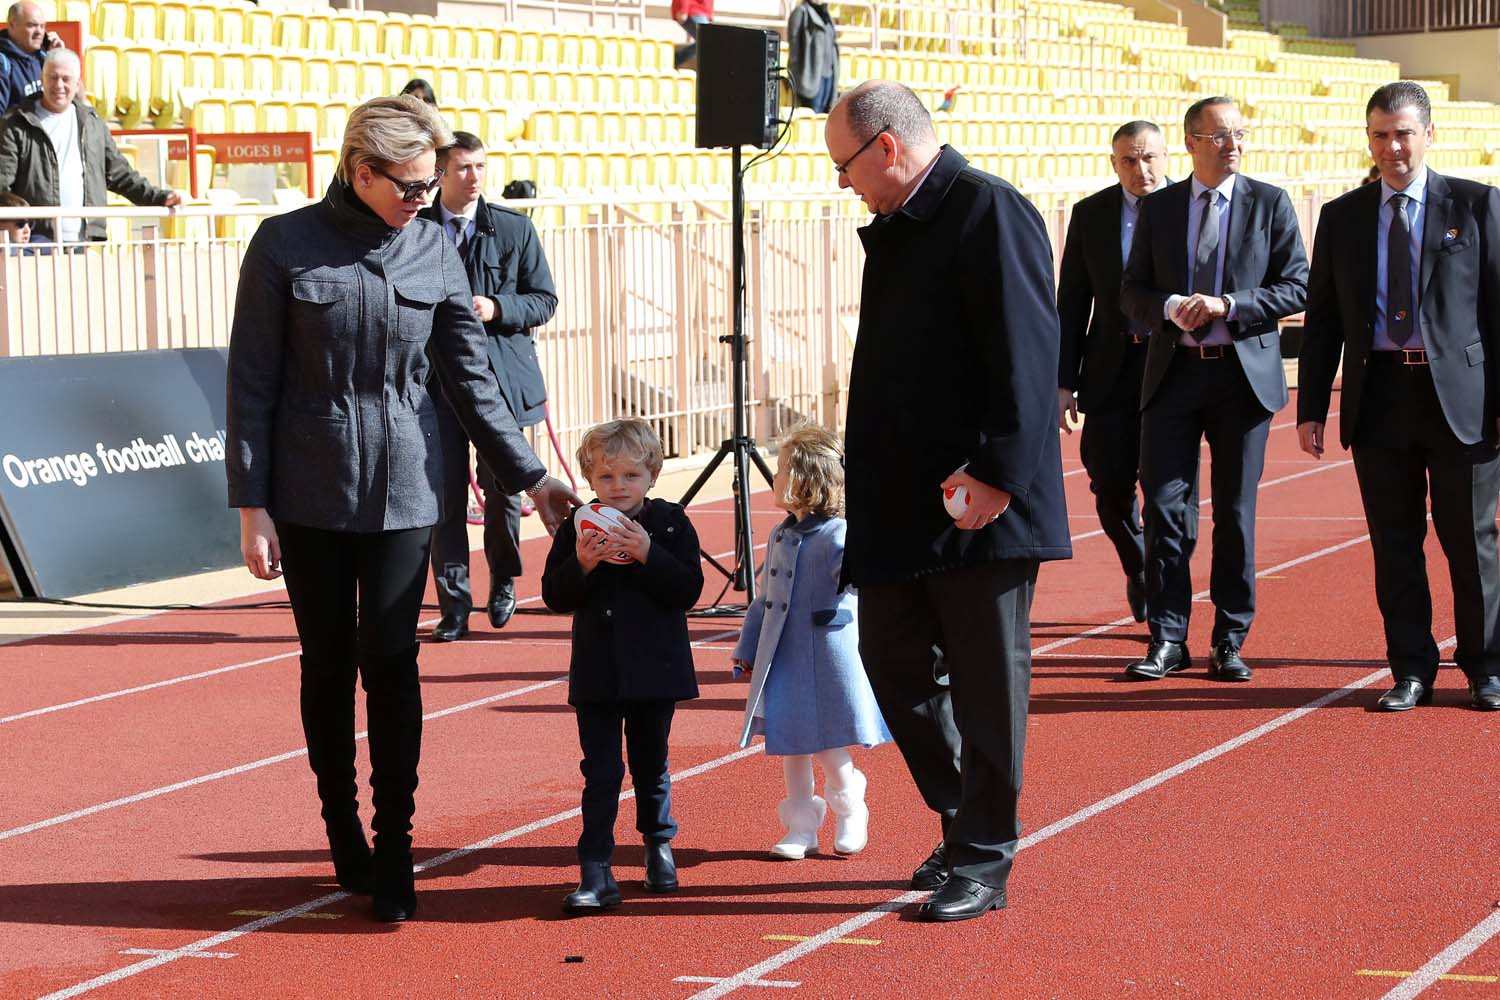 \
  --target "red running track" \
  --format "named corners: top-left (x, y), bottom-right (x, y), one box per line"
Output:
top-left (3, 390), bottom-right (1499, 1000)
